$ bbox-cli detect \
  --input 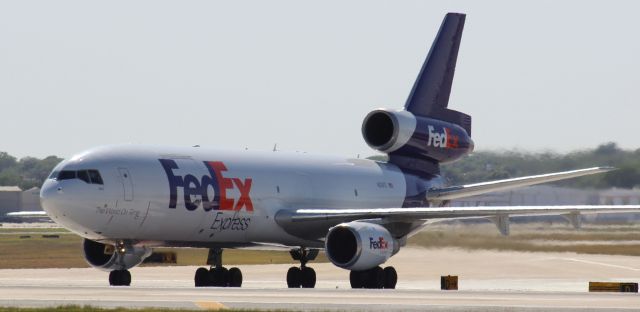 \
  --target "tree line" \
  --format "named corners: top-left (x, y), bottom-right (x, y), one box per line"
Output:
top-left (1, 142), bottom-right (639, 190)
top-left (0, 152), bottom-right (63, 190)
top-left (440, 142), bottom-right (640, 189)
top-left (368, 142), bottom-right (640, 189)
